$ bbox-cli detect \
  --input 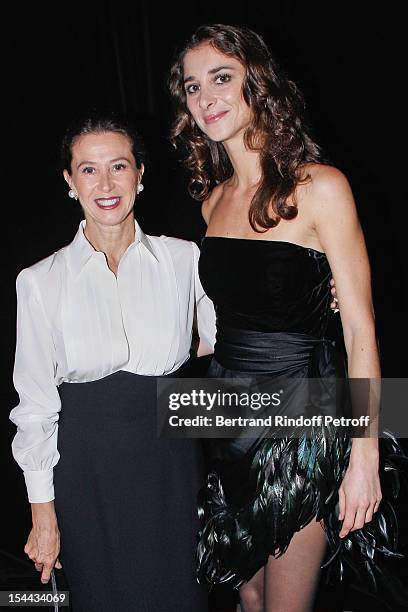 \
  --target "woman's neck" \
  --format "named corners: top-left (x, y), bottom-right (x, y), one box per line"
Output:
top-left (83, 215), bottom-right (136, 269)
top-left (223, 134), bottom-right (262, 190)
